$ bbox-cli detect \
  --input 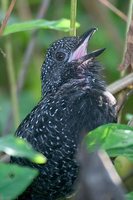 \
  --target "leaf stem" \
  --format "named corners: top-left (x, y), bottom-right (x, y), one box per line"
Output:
top-left (70, 0), bottom-right (77, 36)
